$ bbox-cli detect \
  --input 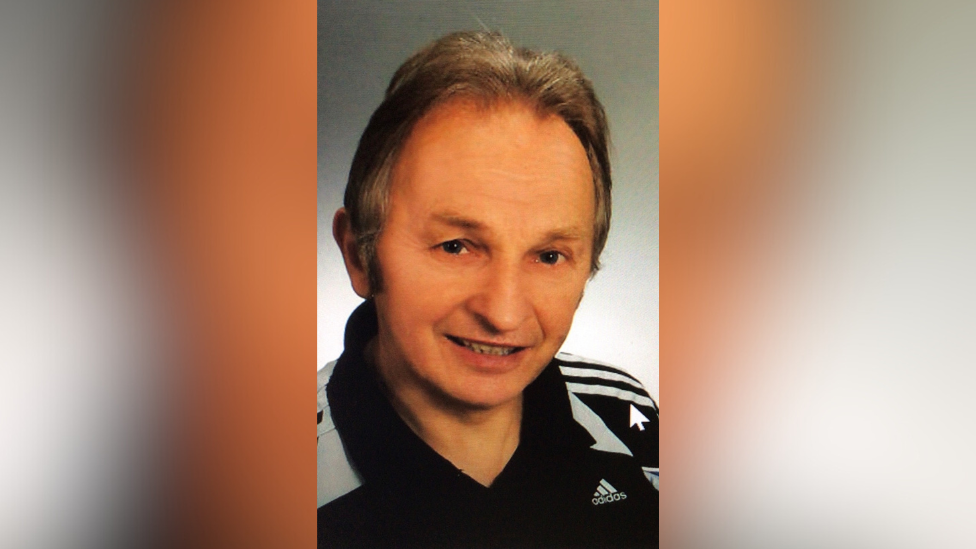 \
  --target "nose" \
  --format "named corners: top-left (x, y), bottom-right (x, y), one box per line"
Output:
top-left (467, 259), bottom-right (532, 335)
